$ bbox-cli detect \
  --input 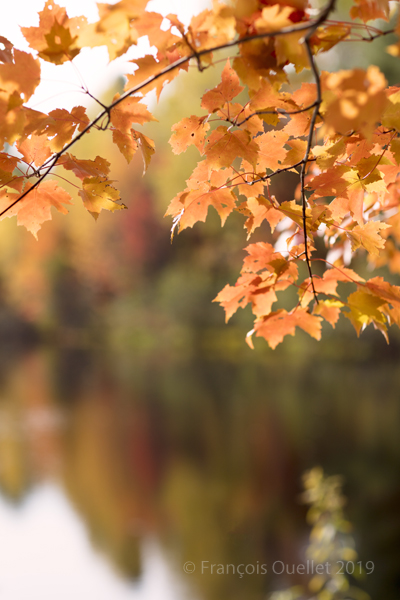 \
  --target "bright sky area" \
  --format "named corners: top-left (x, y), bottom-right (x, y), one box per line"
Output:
top-left (3, 0), bottom-right (208, 112)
